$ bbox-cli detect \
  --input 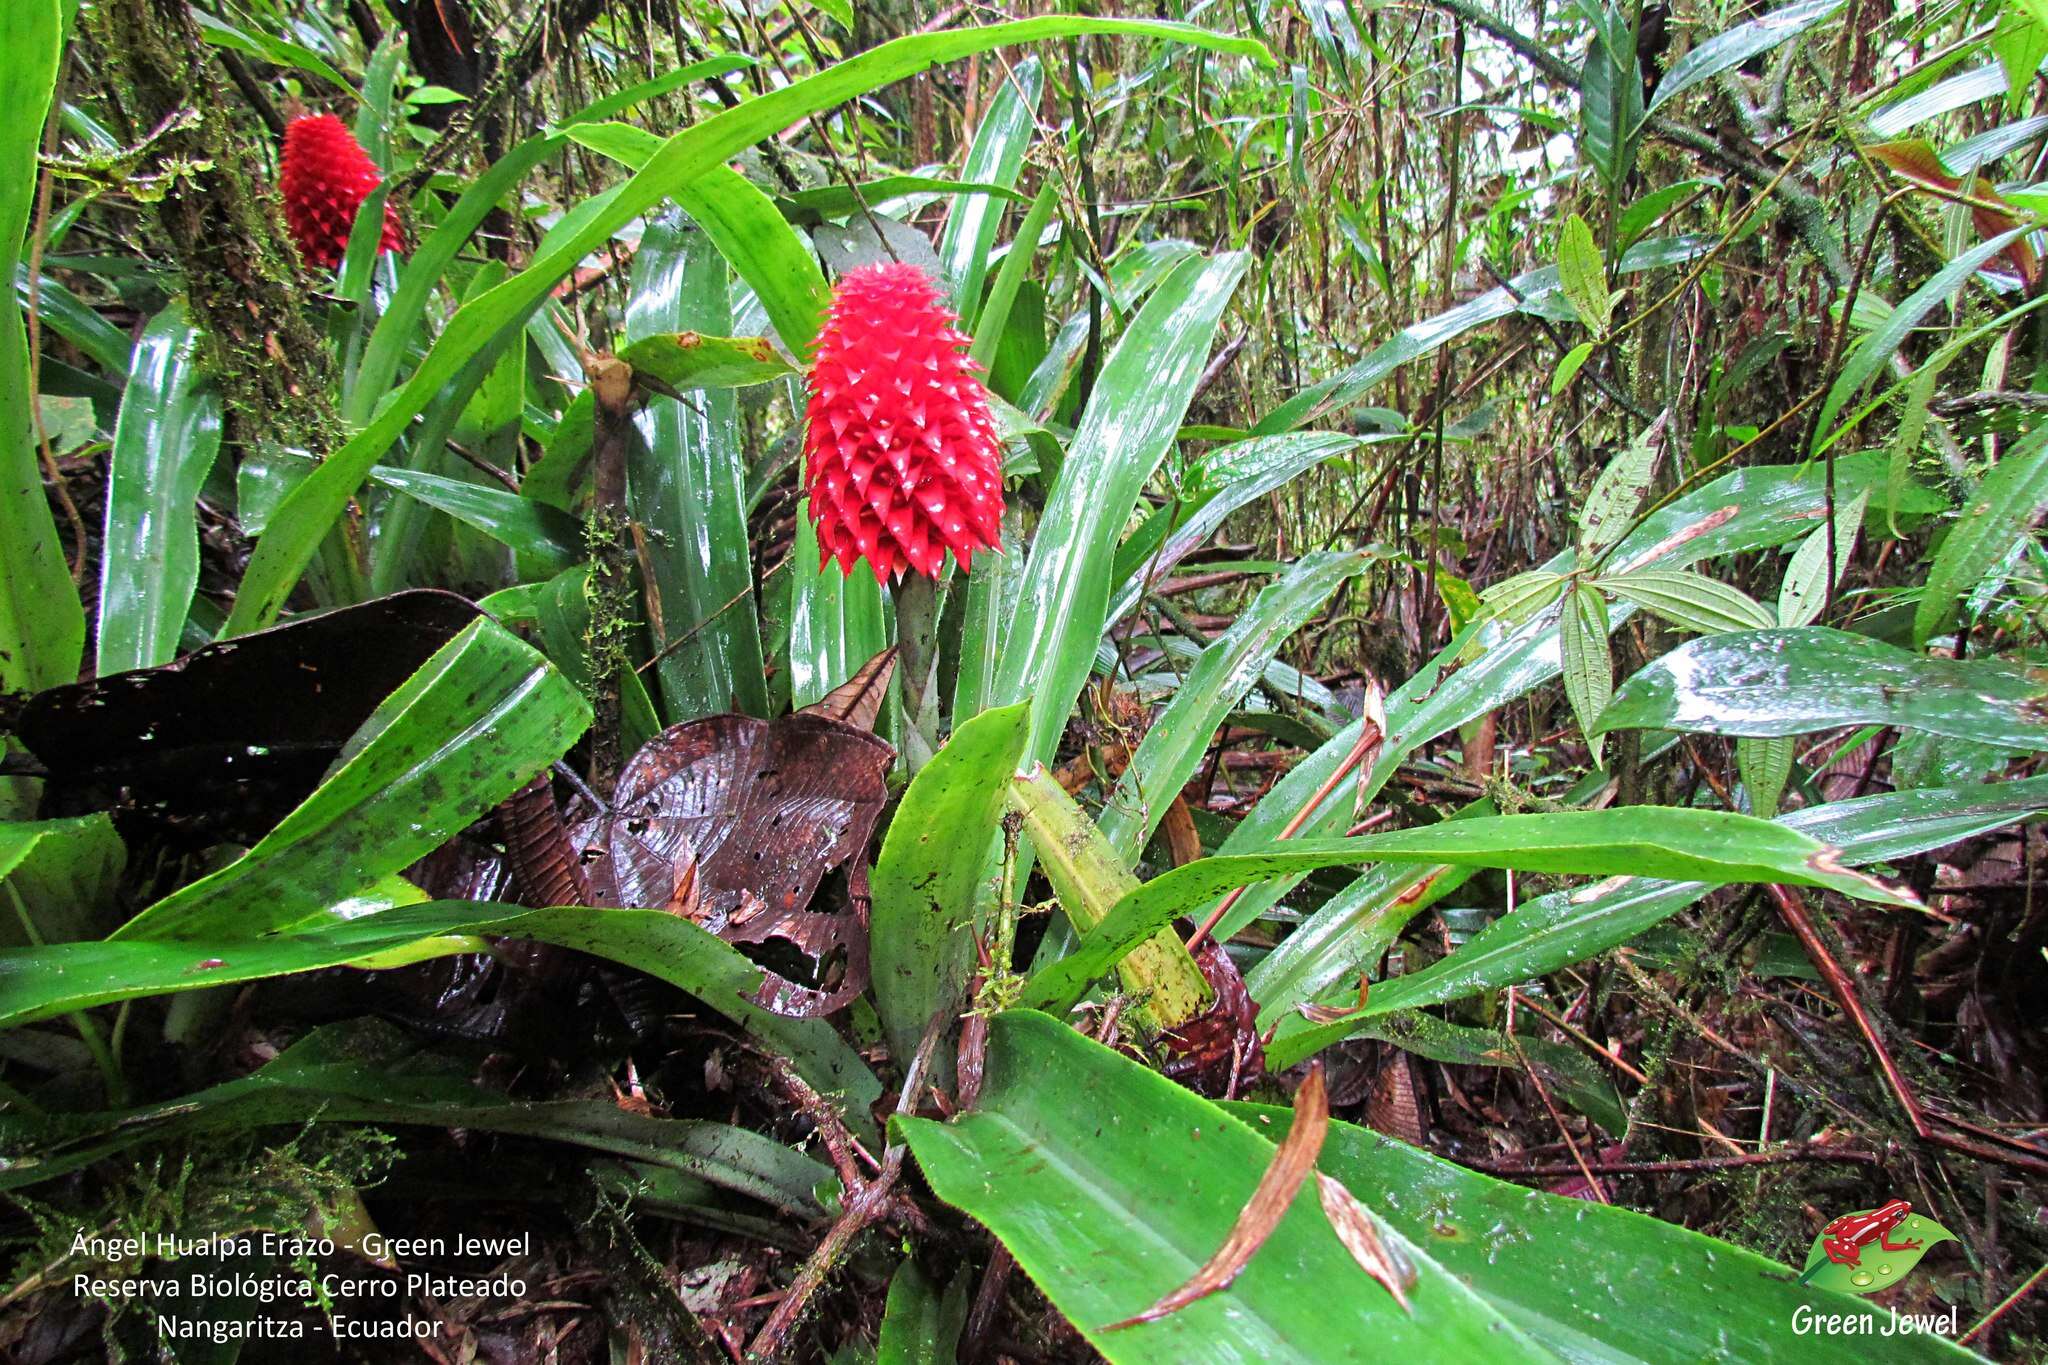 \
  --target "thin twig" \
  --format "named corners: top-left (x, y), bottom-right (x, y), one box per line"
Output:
top-left (1507, 988), bottom-right (1608, 1203)
top-left (1463, 1144), bottom-right (1883, 1178)
top-left (744, 1011), bottom-right (952, 1361)
top-left (1962, 1261), bottom-right (2048, 1346)
top-left (1768, 883), bottom-right (2048, 1176)
top-left (1184, 718), bottom-right (1383, 953)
